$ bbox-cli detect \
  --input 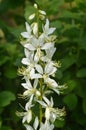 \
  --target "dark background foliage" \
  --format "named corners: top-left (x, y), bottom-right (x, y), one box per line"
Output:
top-left (0, 0), bottom-right (86, 130)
